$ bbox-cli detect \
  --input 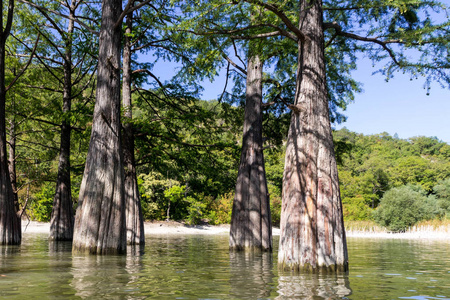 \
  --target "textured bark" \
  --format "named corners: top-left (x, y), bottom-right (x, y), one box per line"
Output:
top-left (49, 0), bottom-right (76, 241)
top-left (0, 0), bottom-right (21, 245)
top-left (72, 0), bottom-right (126, 254)
top-left (122, 13), bottom-right (145, 245)
top-left (230, 55), bottom-right (272, 251)
top-left (8, 118), bottom-right (18, 212)
top-left (278, 0), bottom-right (348, 272)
